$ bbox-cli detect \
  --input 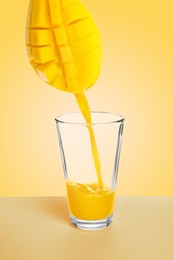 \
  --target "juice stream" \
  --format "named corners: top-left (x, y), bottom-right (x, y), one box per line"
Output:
top-left (74, 92), bottom-right (103, 188)
top-left (64, 93), bottom-right (115, 220)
